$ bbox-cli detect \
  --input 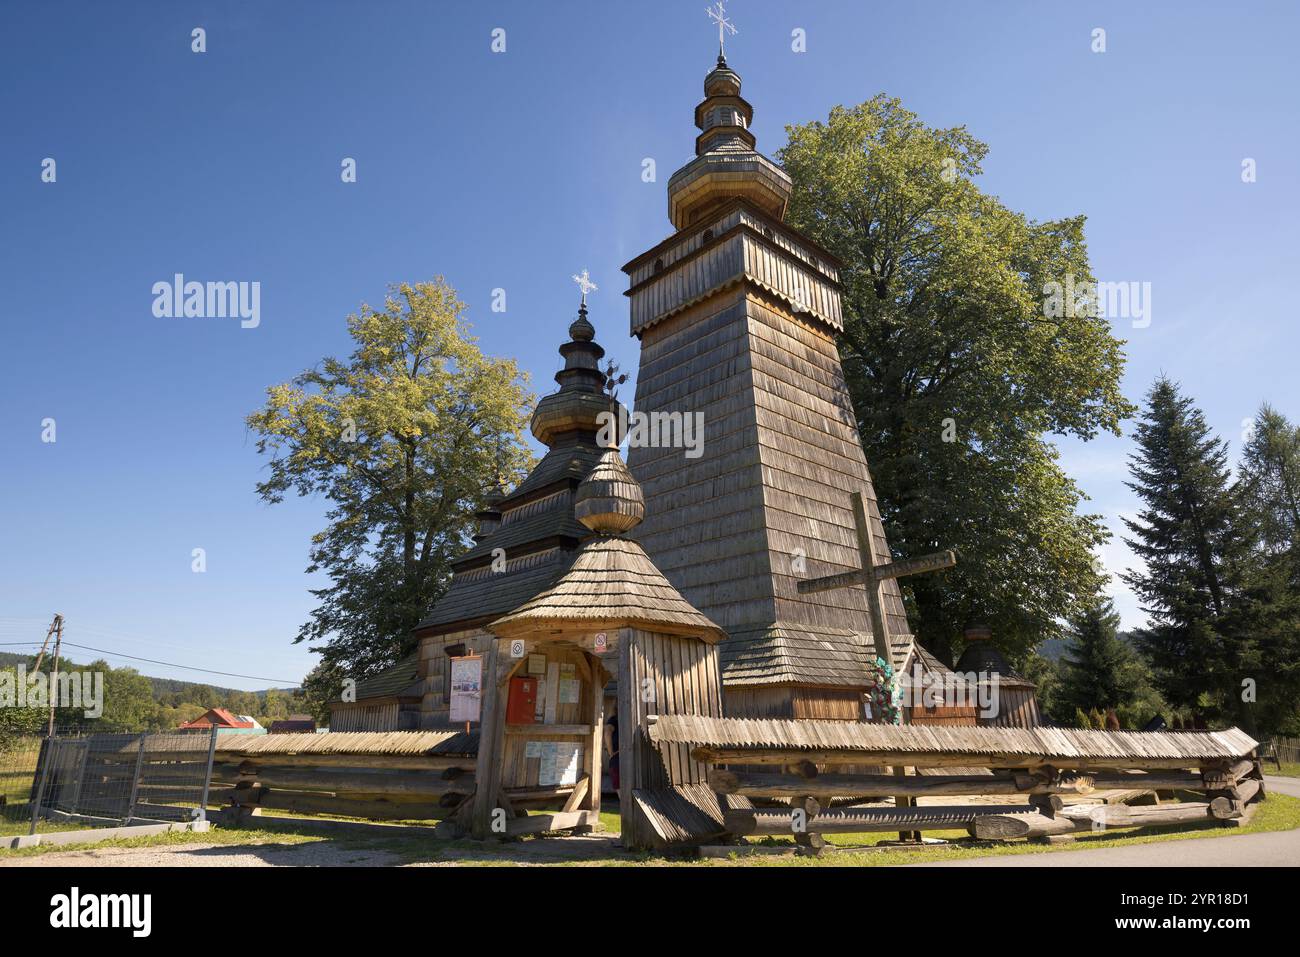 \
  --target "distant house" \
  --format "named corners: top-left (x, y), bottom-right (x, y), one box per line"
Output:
top-left (178, 708), bottom-right (266, 735)
top-left (269, 715), bottom-right (317, 734)
top-left (328, 653), bottom-right (422, 732)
